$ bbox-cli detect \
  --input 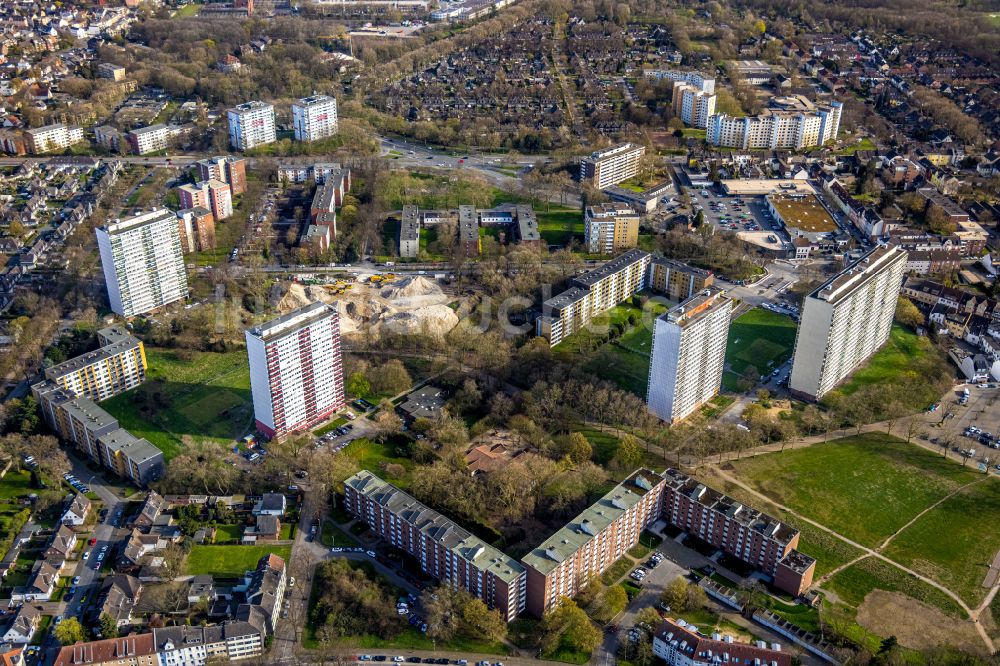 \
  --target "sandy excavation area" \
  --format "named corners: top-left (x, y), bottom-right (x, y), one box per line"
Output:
top-left (277, 276), bottom-right (461, 338)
